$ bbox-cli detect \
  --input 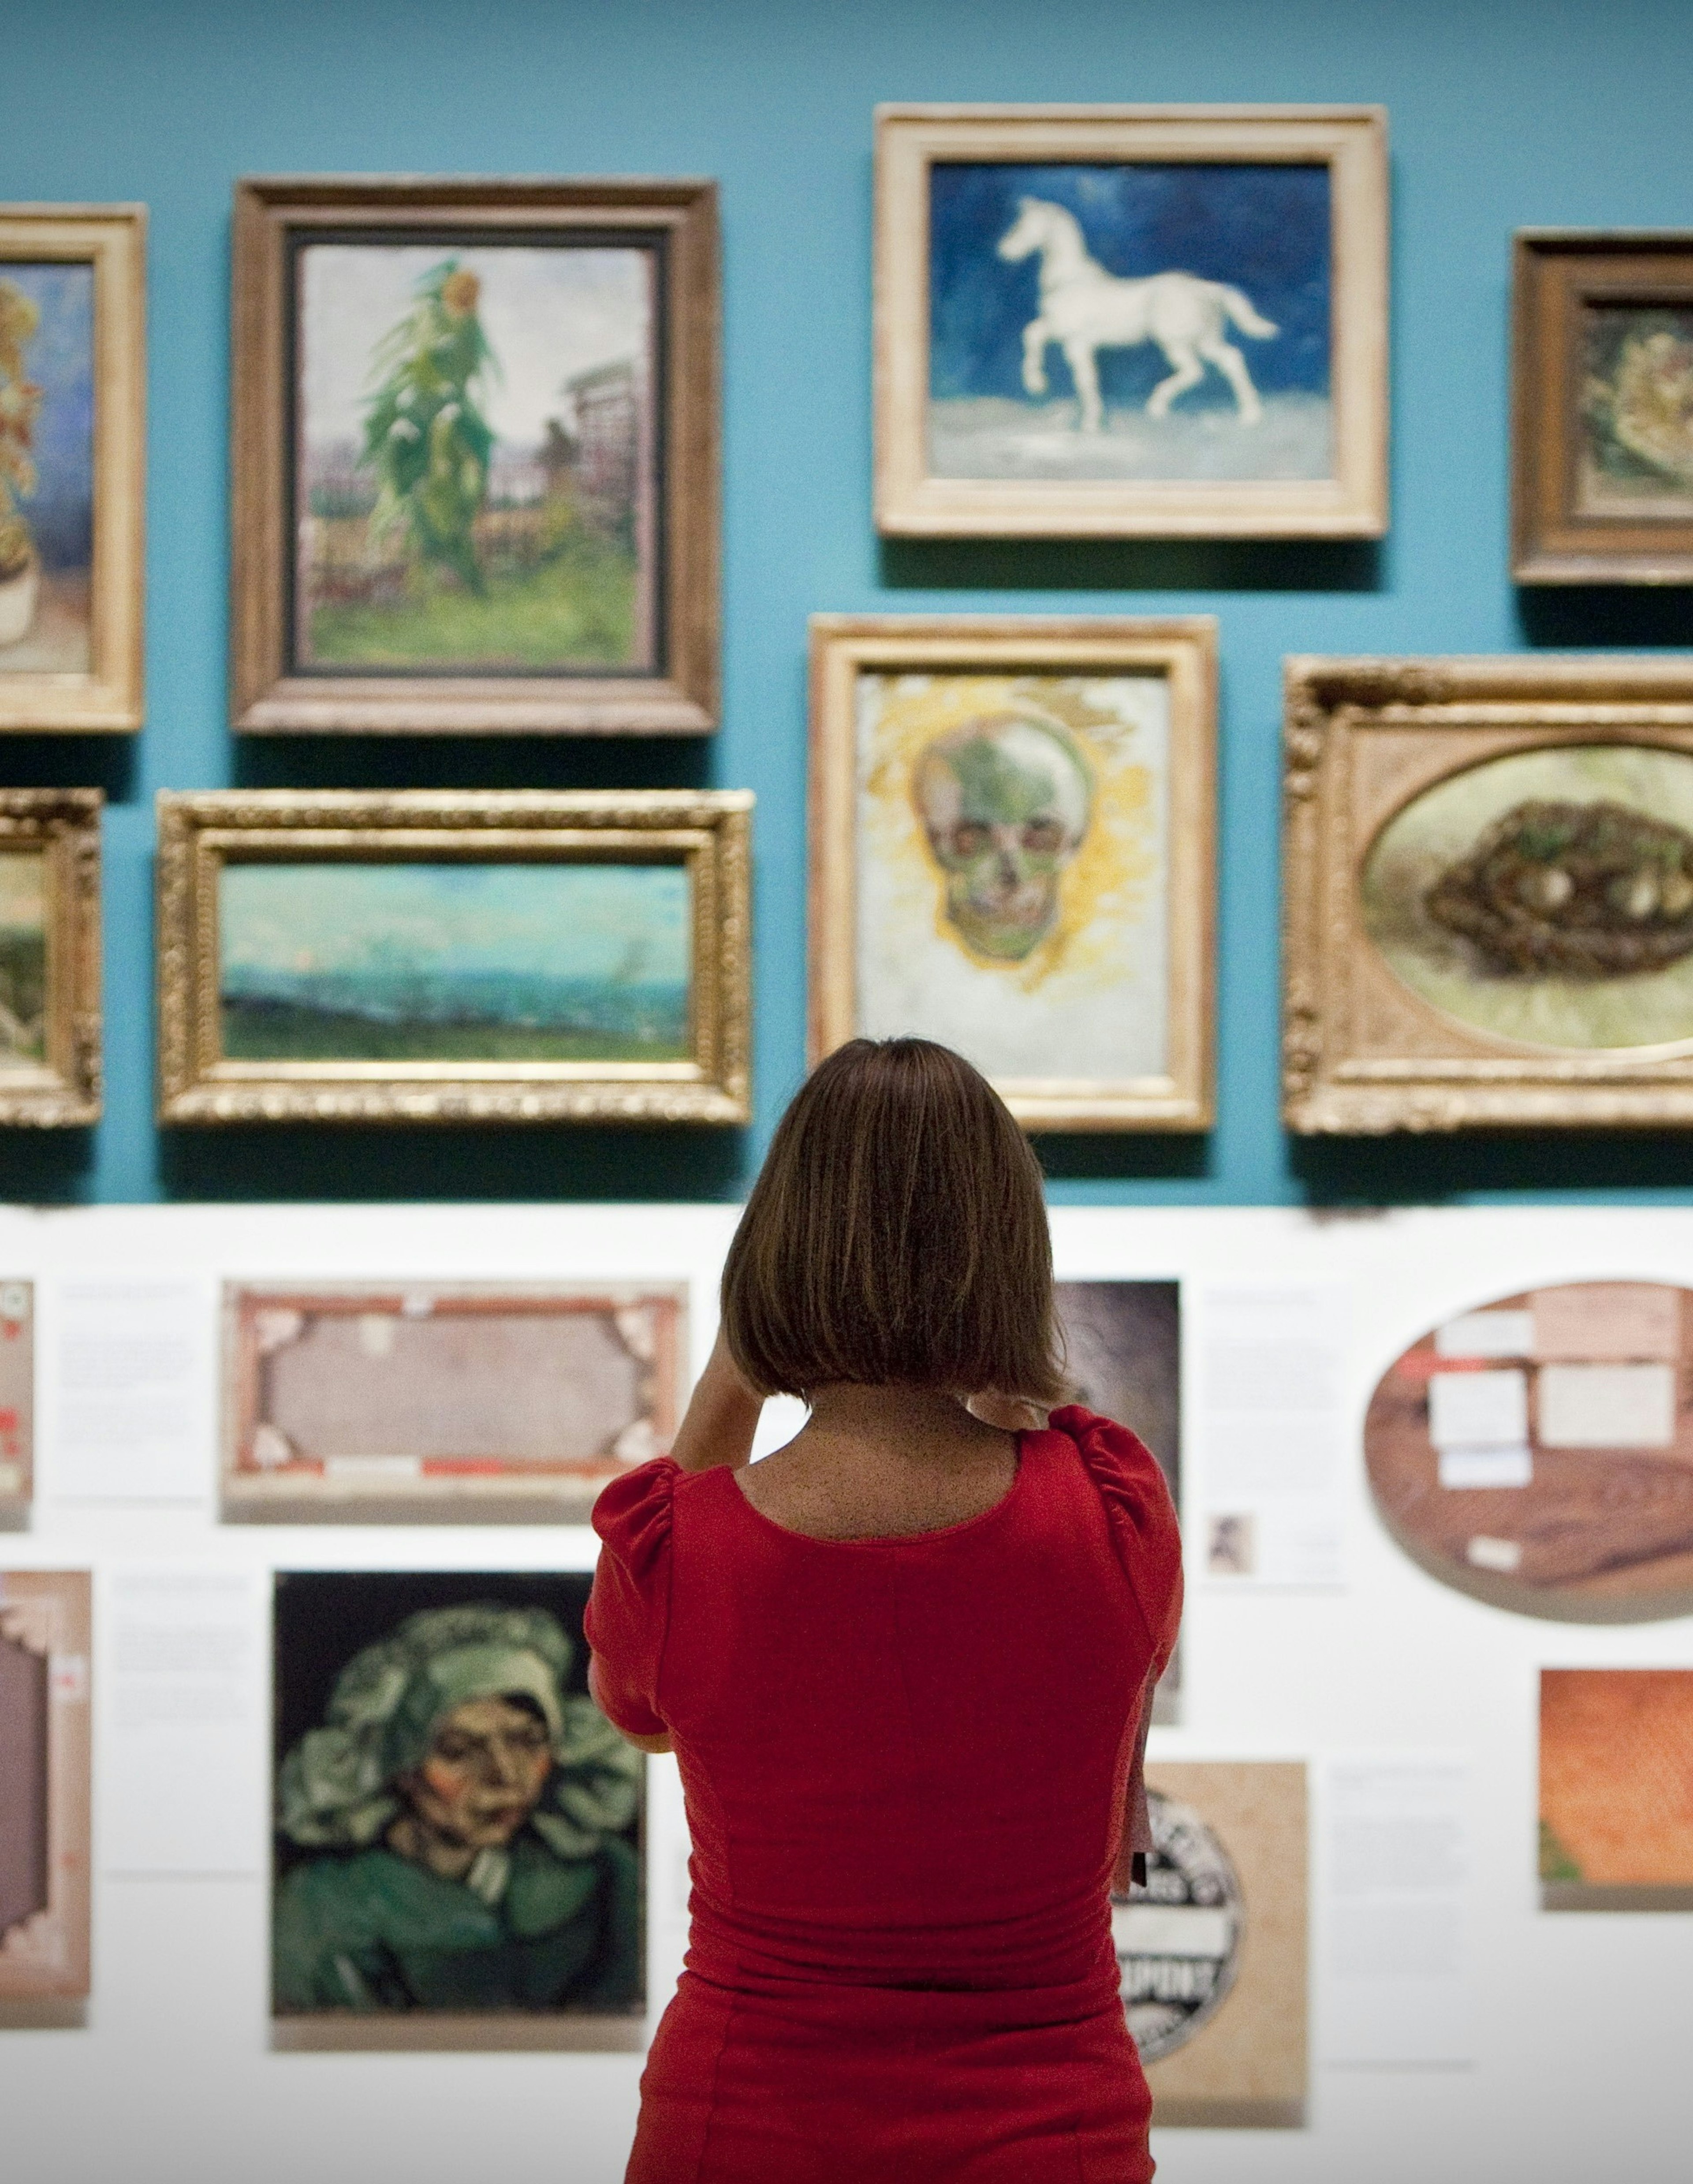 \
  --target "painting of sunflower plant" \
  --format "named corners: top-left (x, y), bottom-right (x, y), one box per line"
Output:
top-left (294, 242), bottom-right (655, 673)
